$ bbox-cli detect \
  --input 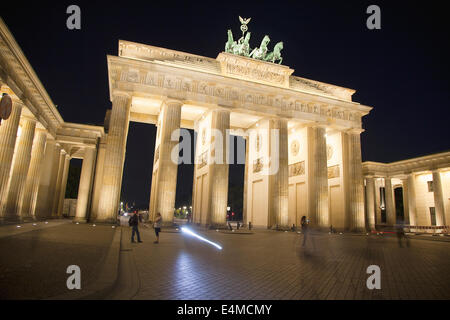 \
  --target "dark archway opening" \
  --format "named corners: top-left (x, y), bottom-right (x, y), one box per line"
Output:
top-left (227, 135), bottom-right (245, 222)
top-left (121, 122), bottom-right (155, 212)
top-left (64, 158), bottom-right (82, 217)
